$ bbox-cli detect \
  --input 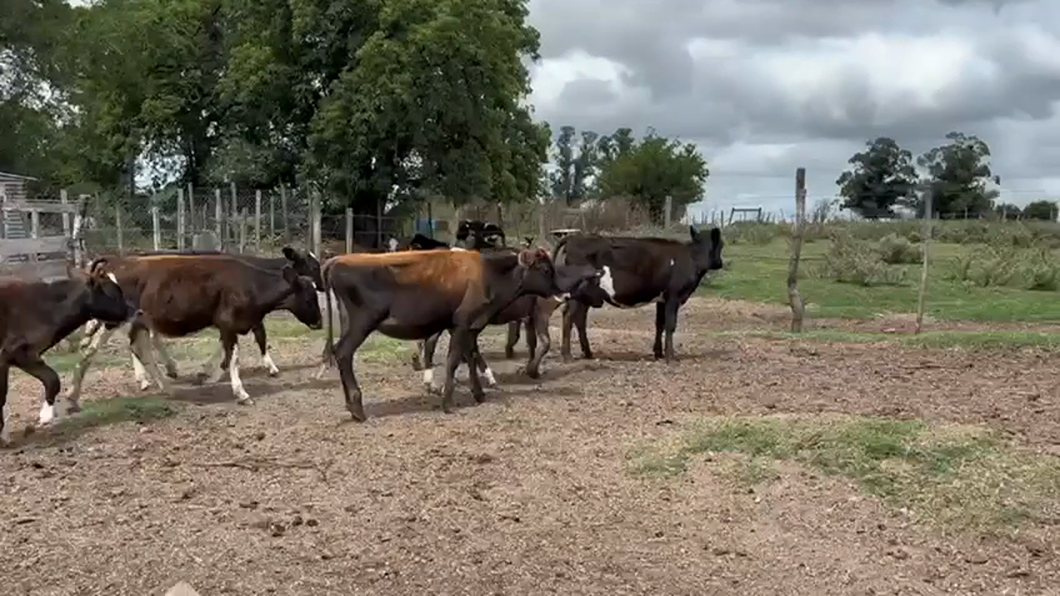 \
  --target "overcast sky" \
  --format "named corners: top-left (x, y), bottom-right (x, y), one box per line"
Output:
top-left (526, 0), bottom-right (1060, 219)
